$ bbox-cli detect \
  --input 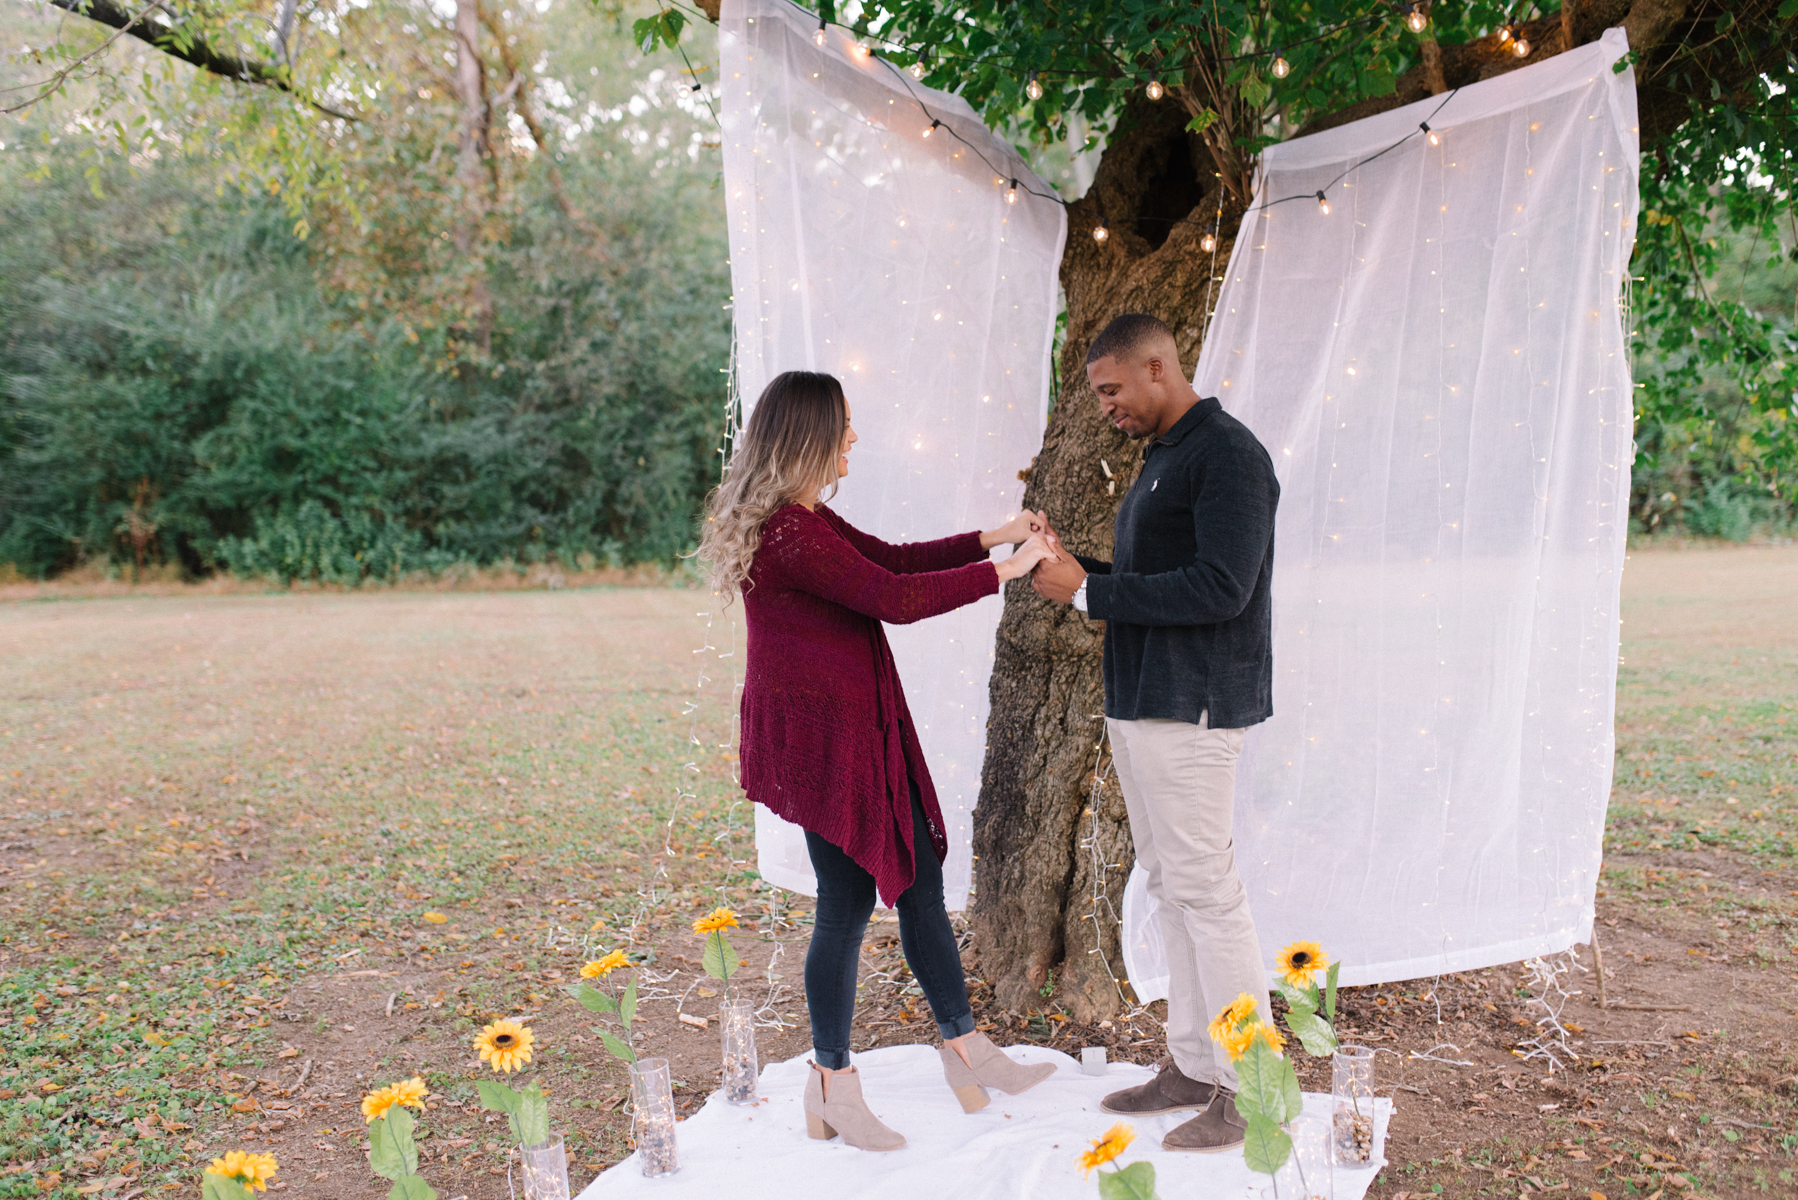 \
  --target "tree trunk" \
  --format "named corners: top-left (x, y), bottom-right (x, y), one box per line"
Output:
top-left (971, 96), bottom-right (1241, 1019)
top-left (453, 0), bottom-right (495, 350)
